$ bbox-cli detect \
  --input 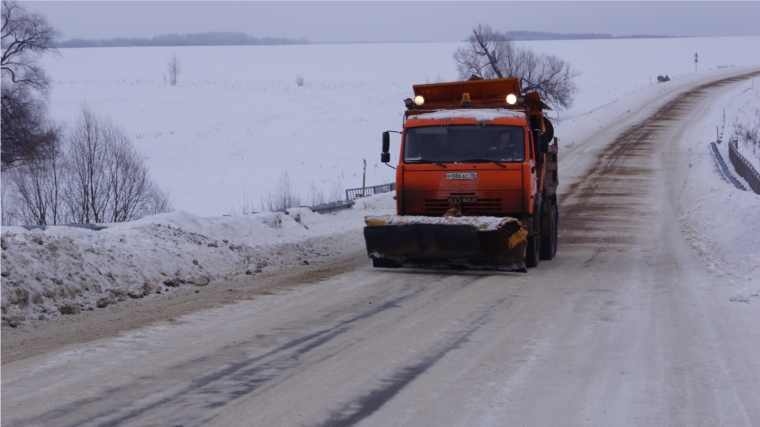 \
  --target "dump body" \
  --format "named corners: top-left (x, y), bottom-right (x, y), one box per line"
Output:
top-left (366, 77), bottom-right (559, 271)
